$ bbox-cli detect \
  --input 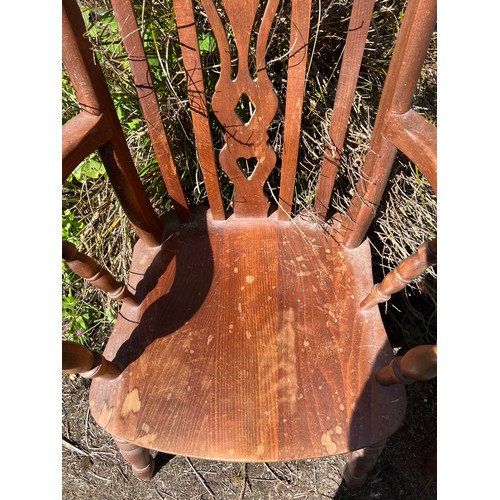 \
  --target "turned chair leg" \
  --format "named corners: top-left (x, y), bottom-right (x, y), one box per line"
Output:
top-left (113, 436), bottom-right (155, 480)
top-left (343, 439), bottom-right (387, 489)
